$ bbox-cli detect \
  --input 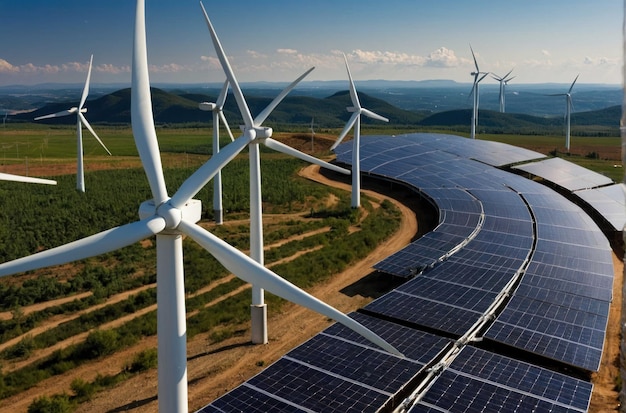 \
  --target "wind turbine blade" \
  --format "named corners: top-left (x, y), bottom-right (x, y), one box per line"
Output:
top-left (78, 112), bottom-right (112, 155)
top-left (200, 1), bottom-right (254, 129)
top-left (502, 68), bottom-right (514, 80)
top-left (0, 172), bottom-right (56, 185)
top-left (216, 80), bottom-right (229, 108)
top-left (79, 55), bottom-right (94, 110)
top-left (178, 219), bottom-right (403, 357)
top-left (34, 109), bottom-right (76, 120)
top-left (331, 112), bottom-right (359, 151)
top-left (0, 217), bottom-right (165, 277)
top-left (254, 67), bottom-right (314, 126)
top-left (470, 44), bottom-right (479, 72)
top-left (477, 72), bottom-right (489, 83)
top-left (361, 108), bottom-right (389, 123)
top-left (263, 138), bottom-right (350, 175)
top-left (132, 0), bottom-right (169, 205)
top-left (170, 133), bottom-right (251, 208)
top-left (218, 111), bottom-right (235, 141)
top-left (569, 74), bottom-right (579, 94)
top-left (343, 53), bottom-right (361, 109)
